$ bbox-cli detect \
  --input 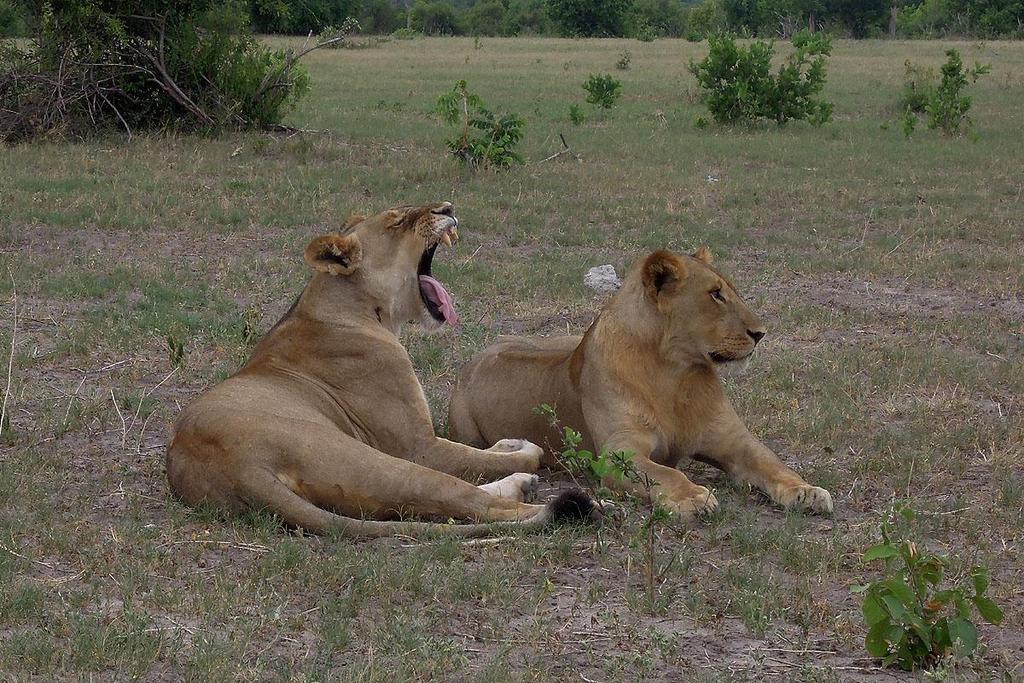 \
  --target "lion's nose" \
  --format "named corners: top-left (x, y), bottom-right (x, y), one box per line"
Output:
top-left (433, 202), bottom-right (454, 216)
top-left (748, 329), bottom-right (765, 345)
